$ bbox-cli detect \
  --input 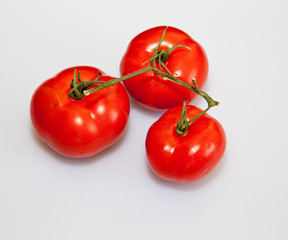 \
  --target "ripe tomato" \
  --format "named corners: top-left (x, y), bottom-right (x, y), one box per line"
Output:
top-left (120, 26), bottom-right (208, 111)
top-left (30, 66), bottom-right (130, 158)
top-left (145, 105), bottom-right (226, 183)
